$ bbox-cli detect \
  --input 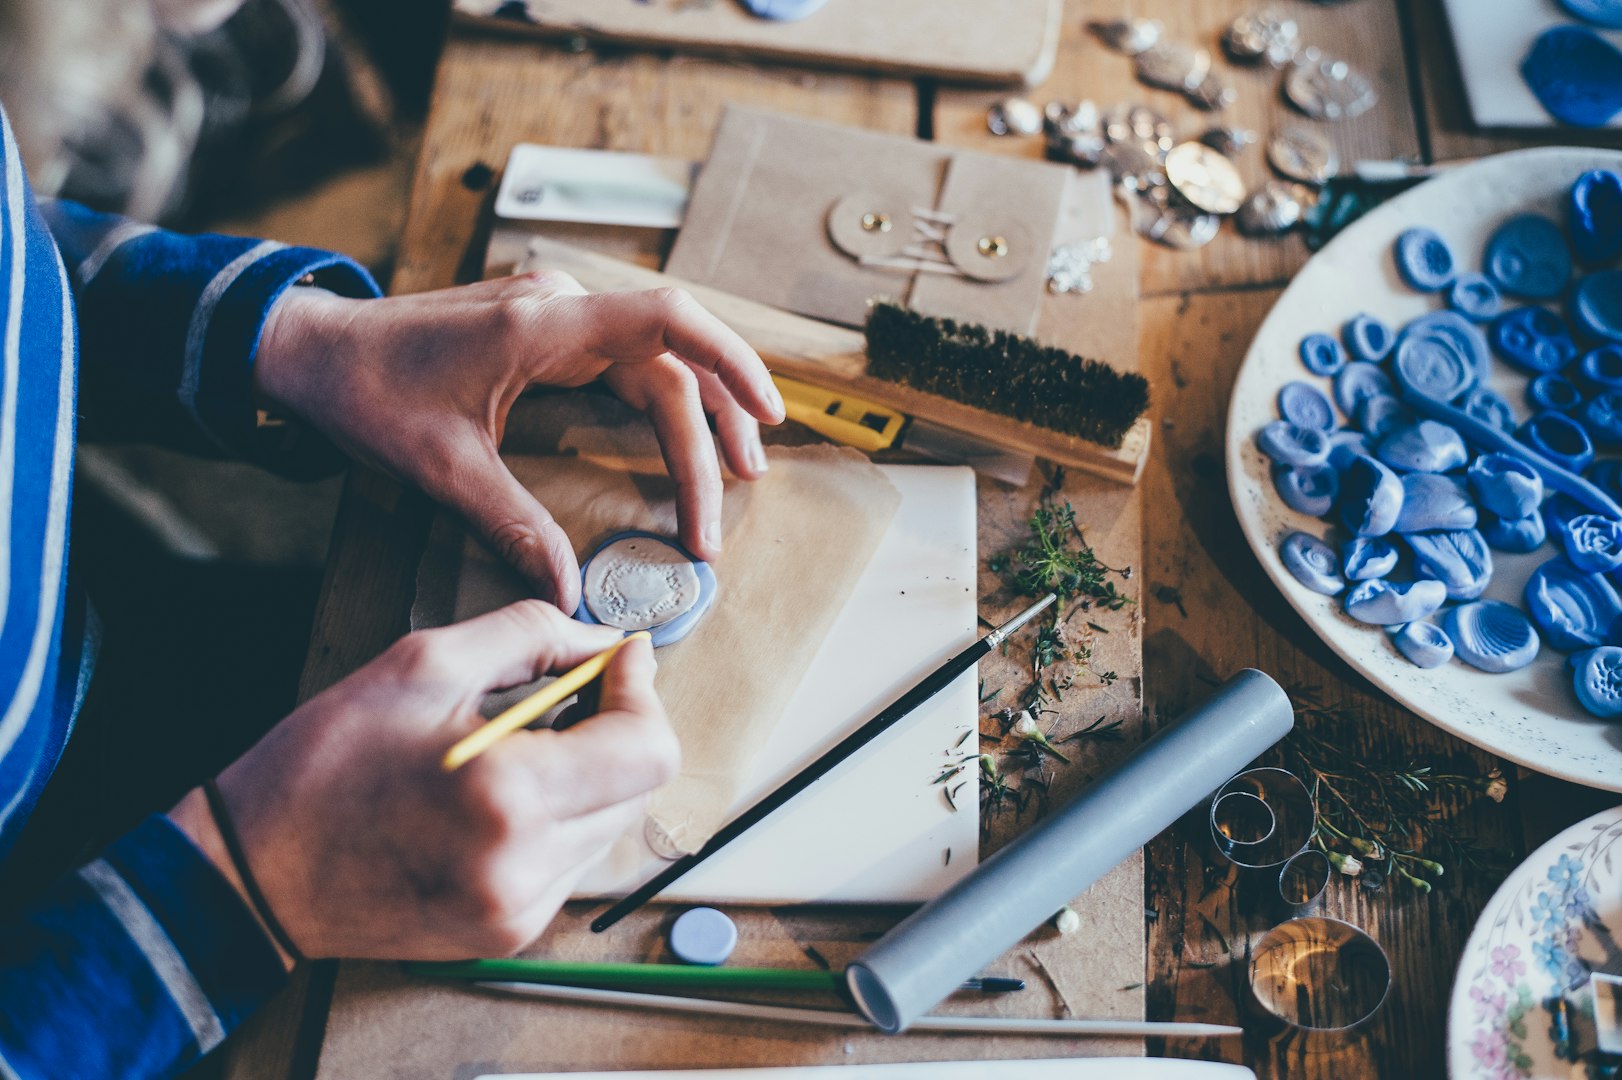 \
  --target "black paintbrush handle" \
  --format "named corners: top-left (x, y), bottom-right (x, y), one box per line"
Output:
top-left (590, 636), bottom-right (993, 933)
